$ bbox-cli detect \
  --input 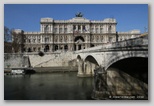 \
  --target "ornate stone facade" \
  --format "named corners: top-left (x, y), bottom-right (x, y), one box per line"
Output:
top-left (14, 14), bottom-right (141, 53)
